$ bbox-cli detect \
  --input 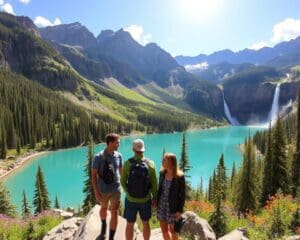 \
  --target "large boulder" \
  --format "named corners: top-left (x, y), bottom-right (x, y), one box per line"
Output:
top-left (74, 205), bottom-right (140, 240)
top-left (43, 217), bottom-right (82, 240)
top-left (181, 211), bottom-right (216, 240)
top-left (218, 228), bottom-right (249, 240)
